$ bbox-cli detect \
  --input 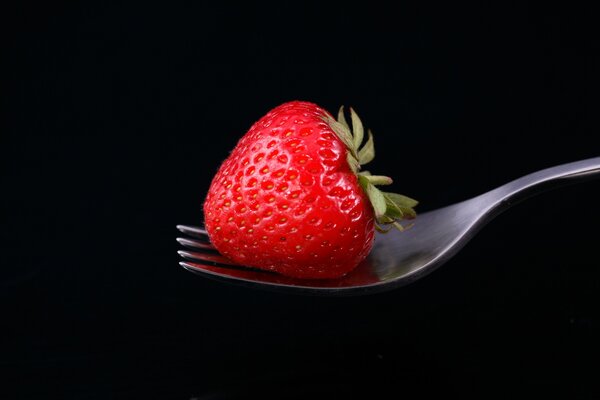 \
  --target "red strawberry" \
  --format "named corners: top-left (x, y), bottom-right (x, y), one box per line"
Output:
top-left (203, 101), bottom-right (417, 279)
